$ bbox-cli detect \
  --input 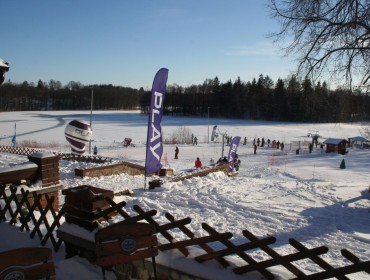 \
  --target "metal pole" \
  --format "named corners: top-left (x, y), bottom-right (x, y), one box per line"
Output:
top-left (89, 86), bottom-right (93, 154)
top-left (207, 107), bottom-right (210, 144)
top-left (222, 134), bottom-right (225, 158)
